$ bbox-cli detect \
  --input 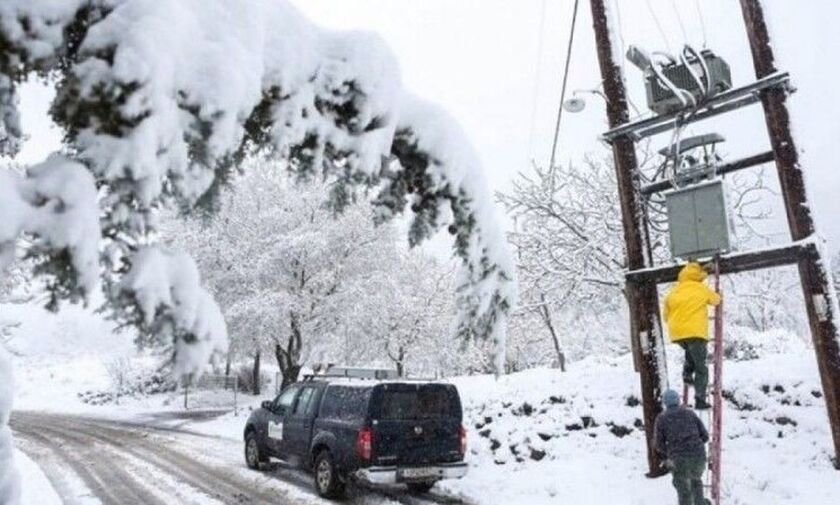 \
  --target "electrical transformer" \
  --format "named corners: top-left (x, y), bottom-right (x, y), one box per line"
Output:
top-left (665, 179), bottom-right (733, 260)
top-left (646, 50), bottom-right (732, 115)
